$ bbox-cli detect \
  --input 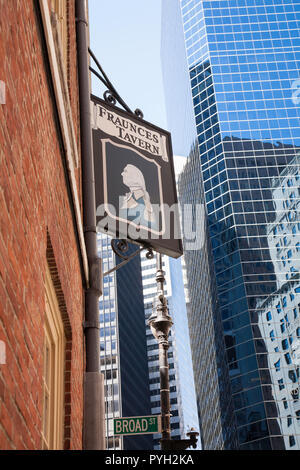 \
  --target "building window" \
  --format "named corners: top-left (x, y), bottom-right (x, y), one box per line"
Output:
top-left (282, 339), bottom-right (289, 350)
top-left (104, 369), bottom-right (117, 381)
top-left (107, 437), bottom-right (120, 449)
top-left (285, 353), bottom-right (292, 365)
top-left (289, 371), bottom-right (297, 383)
top-left (171, 423), bottom-right (180, 430)
top-left (278, 379), bottom-right (285, 391)
top-left (274, 359), bottom-right (281, 372)
top-left (42, 267), bottom-right (66, 450)
top-left (276, 303), bottom-right (281, 313)
top-left (289, 435), bottom-right (296, 447)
